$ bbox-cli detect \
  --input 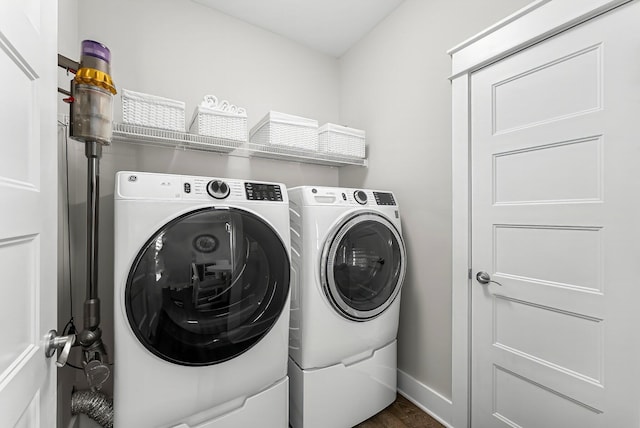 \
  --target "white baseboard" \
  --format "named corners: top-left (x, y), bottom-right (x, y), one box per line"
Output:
top-left (397, 369), bottom-right (454, 428)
